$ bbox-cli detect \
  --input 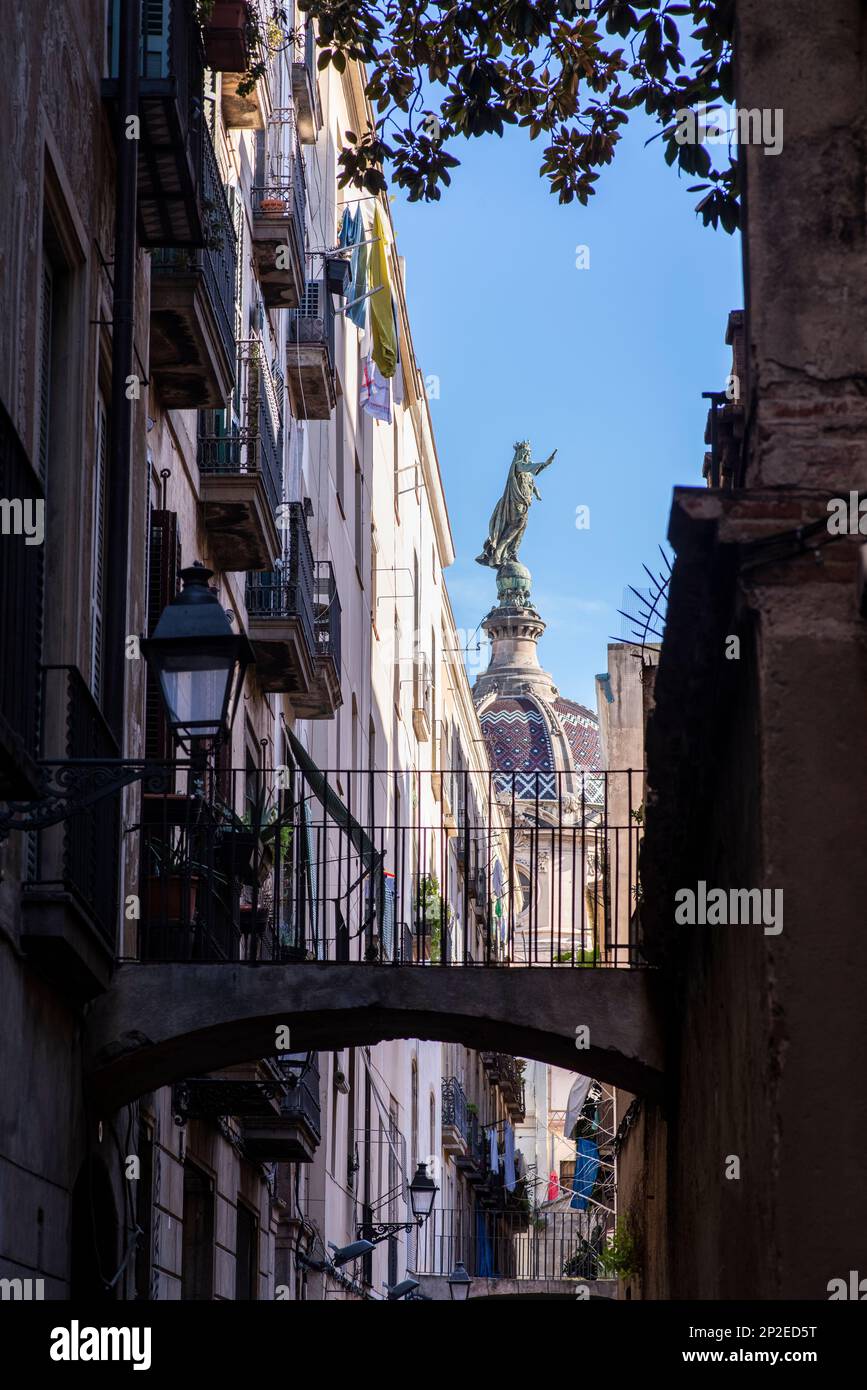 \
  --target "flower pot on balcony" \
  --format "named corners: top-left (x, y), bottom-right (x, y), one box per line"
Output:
top-left (259, 198), bottom-right (289, 215)
top-left (203, 1), bottom-right (251, 71)
top-left (145, 874), bottom-right (200, 922)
